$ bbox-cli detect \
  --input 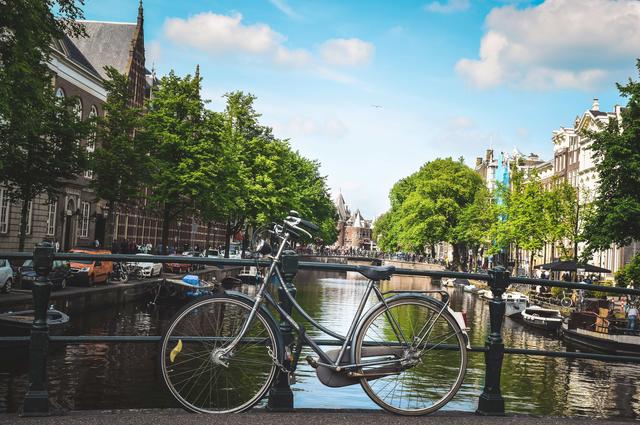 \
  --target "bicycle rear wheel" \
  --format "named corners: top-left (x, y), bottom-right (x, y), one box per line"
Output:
top-left (159, 295), bottom-right (282, 413)
top-left (354, 297), bottom-right (467, 415)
